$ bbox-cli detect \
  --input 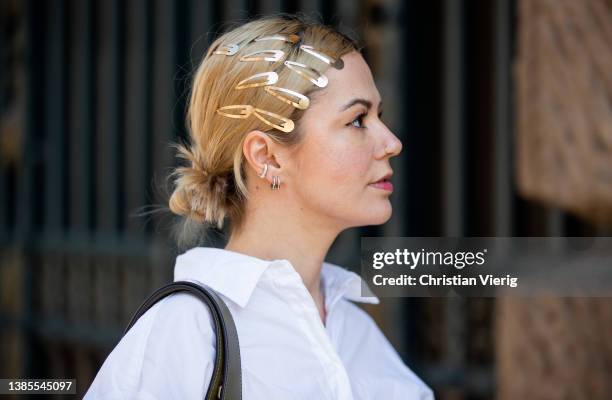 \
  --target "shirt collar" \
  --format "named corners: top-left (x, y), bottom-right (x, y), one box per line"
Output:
top-left (173, 246), bottom-right (379, 308)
